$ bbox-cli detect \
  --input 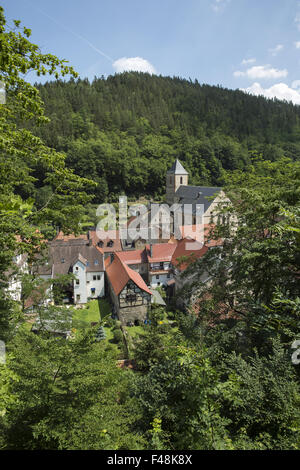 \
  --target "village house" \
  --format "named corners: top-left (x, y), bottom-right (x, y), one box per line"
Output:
top-left (33, 238), bottom-right (105, 304)
top-left (105, 253), bottom-right (152, 325)
top-left (6, 253), bottom-right (28, 302)
top-left (9, 159), bottom-right (227, 323)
